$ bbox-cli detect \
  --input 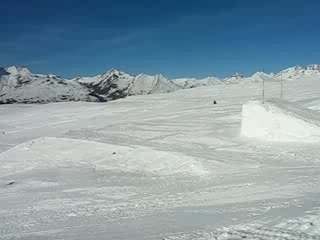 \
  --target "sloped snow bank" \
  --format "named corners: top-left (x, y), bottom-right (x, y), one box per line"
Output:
top-left (241, 99), bottom-right (320, 142)
top-left (0, 137), bottom-right (208, 176)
